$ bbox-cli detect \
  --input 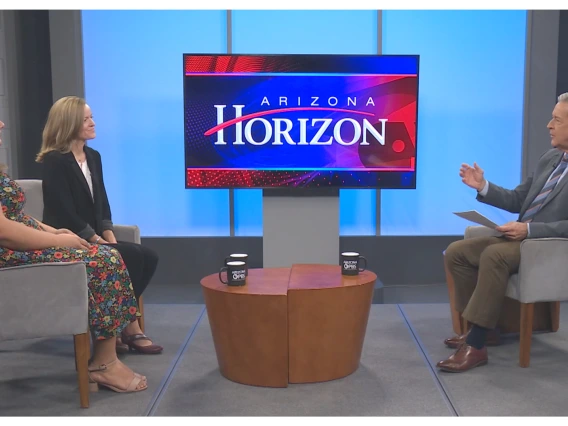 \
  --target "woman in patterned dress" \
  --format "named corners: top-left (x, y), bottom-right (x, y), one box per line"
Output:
top-left (0, 120), bottom-right (147, 393)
